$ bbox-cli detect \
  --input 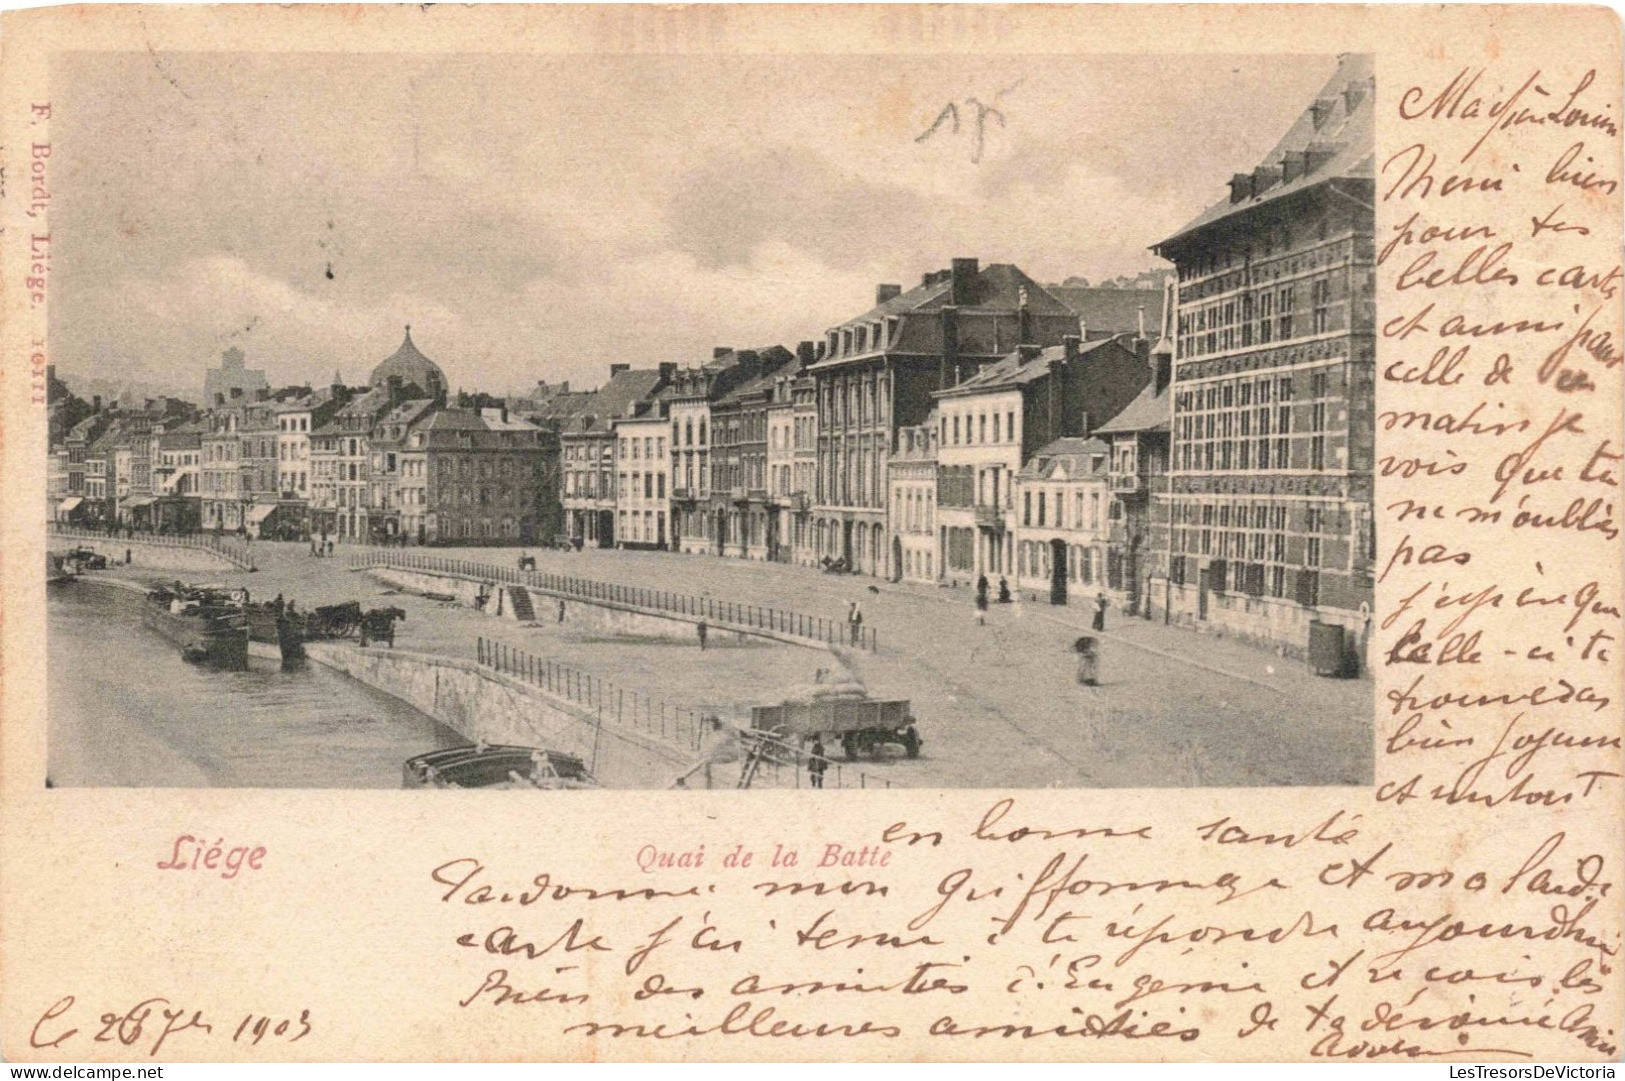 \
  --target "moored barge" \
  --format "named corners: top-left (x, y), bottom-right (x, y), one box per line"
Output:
top-left (143, 584), bottom-right (250, 670)
top-left (403, 745), bottom-right (597, 789)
